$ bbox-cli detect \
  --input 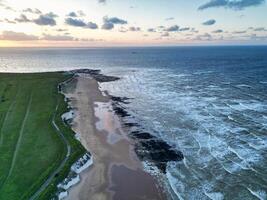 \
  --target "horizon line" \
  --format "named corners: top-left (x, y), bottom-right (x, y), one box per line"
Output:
top-left (1, 44), bottom-right (267, 48)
